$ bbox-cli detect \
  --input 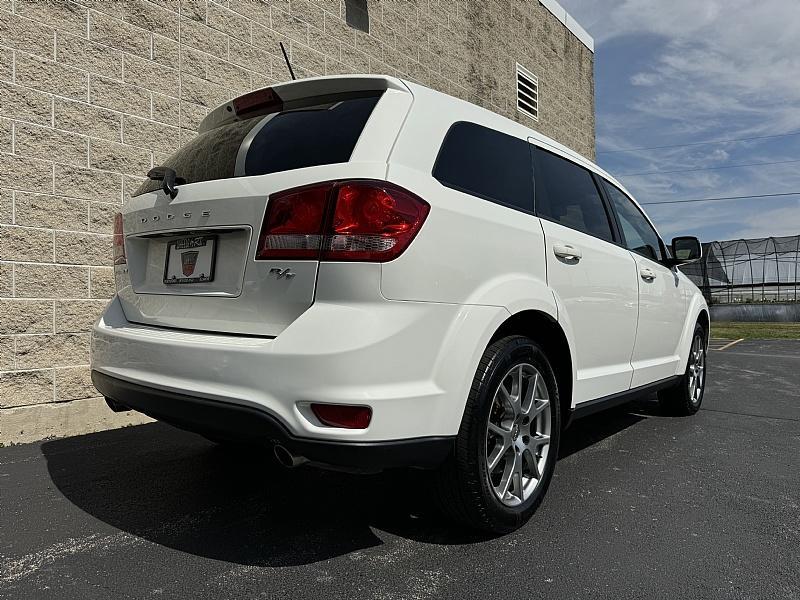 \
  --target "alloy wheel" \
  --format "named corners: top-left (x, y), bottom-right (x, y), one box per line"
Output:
top-left (485, 363), bottom-right (552, 507)
top-left (688, 334), bottom-right (705, 405)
